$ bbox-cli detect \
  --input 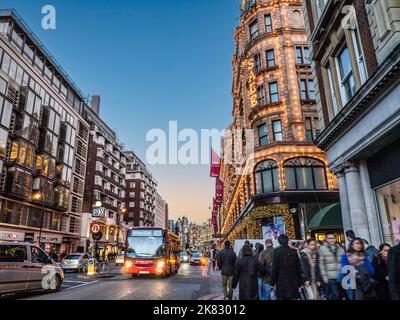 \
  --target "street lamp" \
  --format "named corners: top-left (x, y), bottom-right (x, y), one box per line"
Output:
top-left (95, 200), bottom-right (102, 208)
top-left (32, 192), bottom-right (45, 249)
